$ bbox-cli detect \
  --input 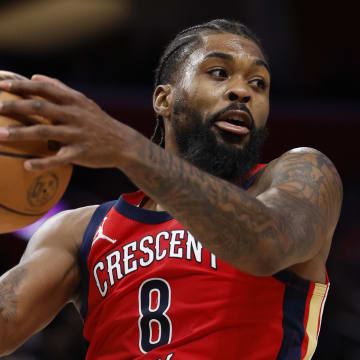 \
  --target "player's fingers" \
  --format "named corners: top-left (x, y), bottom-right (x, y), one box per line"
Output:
top-left (0, 99), bottom-right (77, 124)
top-left (0, 78), bottom-right (86, 105)
top-left (31, 74), bottom-right (73, 91)
top-left (31, 75), bottom-right (94, 107)
top-left (0, 124), bottom-right (78, 142)
top-left (24, 148), bottom-right (75, 171)
top-left (0, 71), bottom-right (28, 81)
